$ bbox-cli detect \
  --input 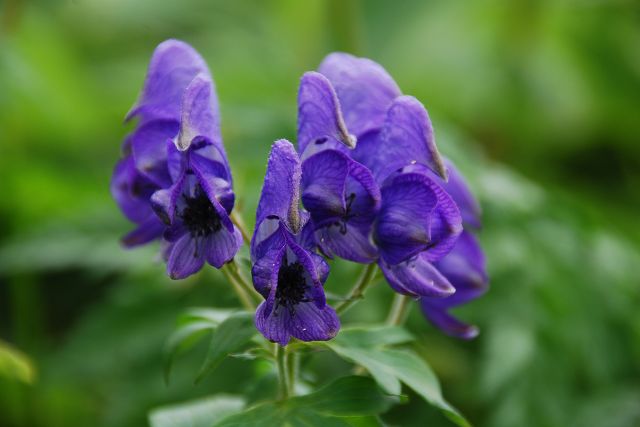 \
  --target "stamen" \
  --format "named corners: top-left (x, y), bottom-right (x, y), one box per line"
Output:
top-left (275, 259), bottom-right (309, 316)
